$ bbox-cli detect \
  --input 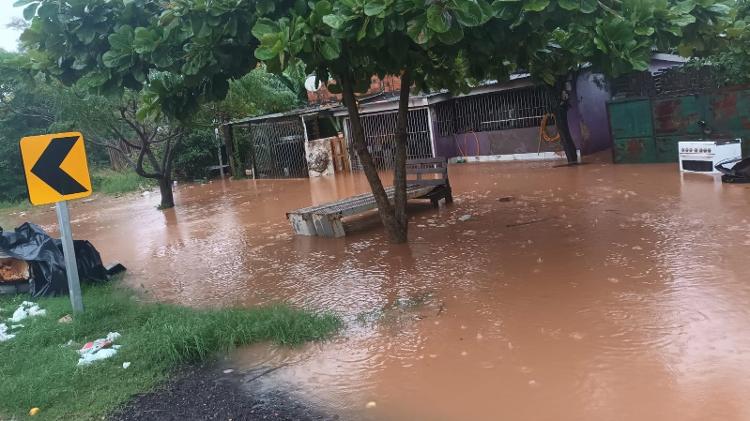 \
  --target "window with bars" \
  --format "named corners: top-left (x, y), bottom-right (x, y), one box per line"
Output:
top-left (433, 86), bottom-right (554, 137)
top-left (344, 108), bottom-right (433, 172)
